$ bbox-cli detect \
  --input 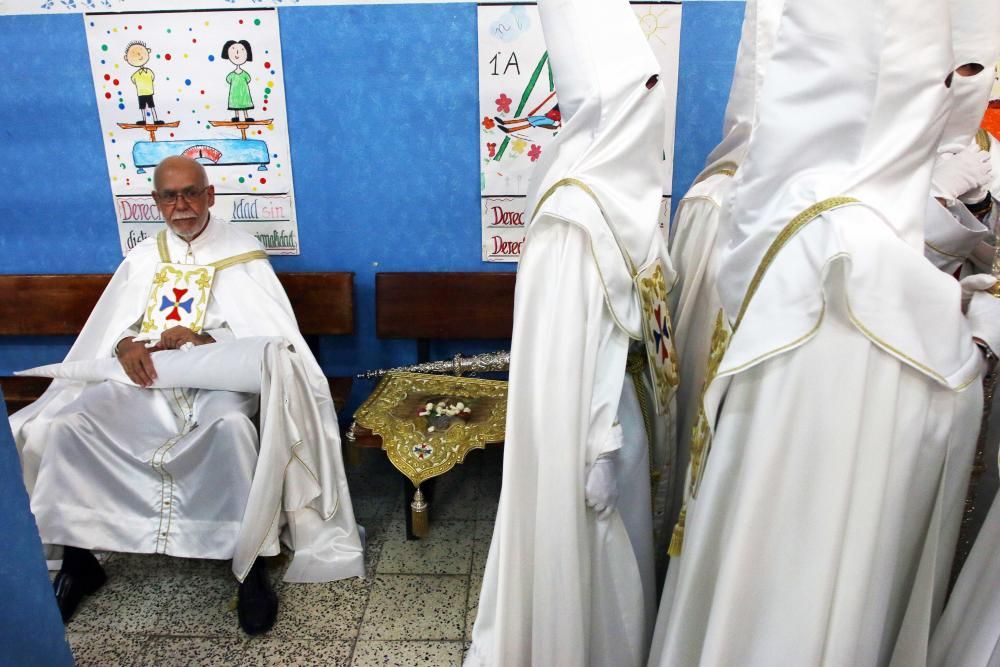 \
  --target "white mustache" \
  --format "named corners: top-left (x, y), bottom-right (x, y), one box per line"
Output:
top-left (171, 213), bottom-right (198, 220)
